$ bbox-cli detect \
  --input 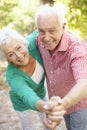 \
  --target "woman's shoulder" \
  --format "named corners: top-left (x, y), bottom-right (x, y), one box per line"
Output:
top-left (6, 64), bottom-right (20, 80)
top-left (26, 29), bottom-right (38, 50)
